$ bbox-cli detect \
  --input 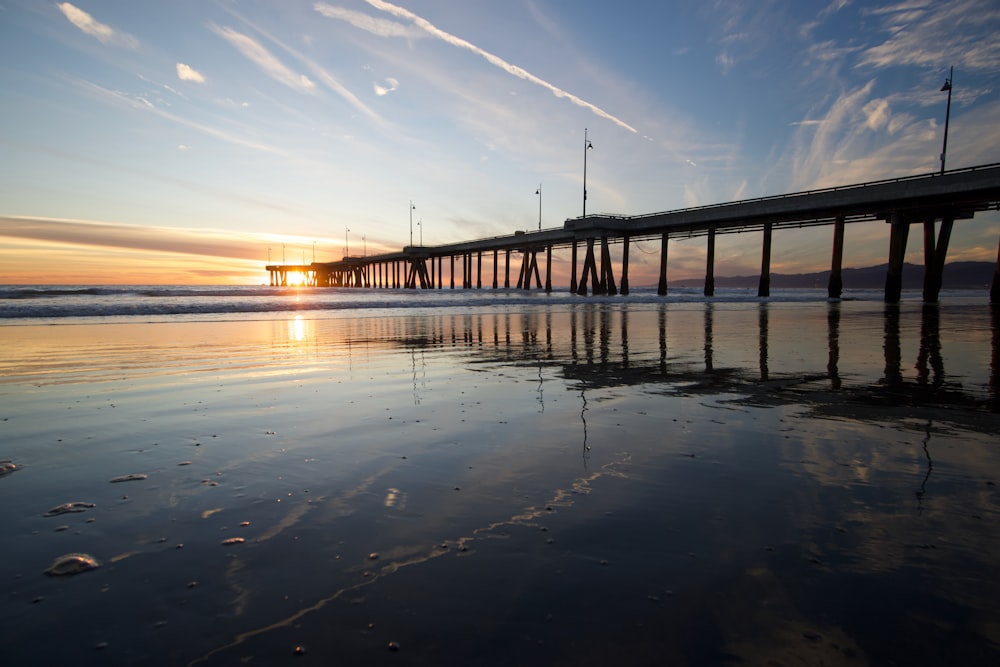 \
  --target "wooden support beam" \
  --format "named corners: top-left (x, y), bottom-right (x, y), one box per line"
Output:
top-left (492, 250), bottom-right (498, 289)
top-left (992, 235), bottom-right (1000, 303)
top-left (577, 238), bottom-right (597, 295)
top-left (658, 233), bottom-right (669, 296)
top-left (704, 227), bottom-right (716, 297)
top-left (620, 234), bottom-right (630, 295)
top-left (531, 250), bottom-right (542, 289)
top-left (829, 215), bottom-right (845, 299)
top-left (884, 213), bottom-right (910, 304)
top-left (570, 241), bottom-right (578, 294)
top-left (758, 222), bottom-right (772, 297)
top-left (477, 251), bottom-right (482, 289)
top-left (923, 217), bottom-right (953, 302)
top-left (545, 246), bottom-right (552, 293)
top-left (516, 250), bottom-right (528, 289)
top-left (599, 236), bottom-right (617, 296)
top-left (505, 249), bottom-right (511, 288)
